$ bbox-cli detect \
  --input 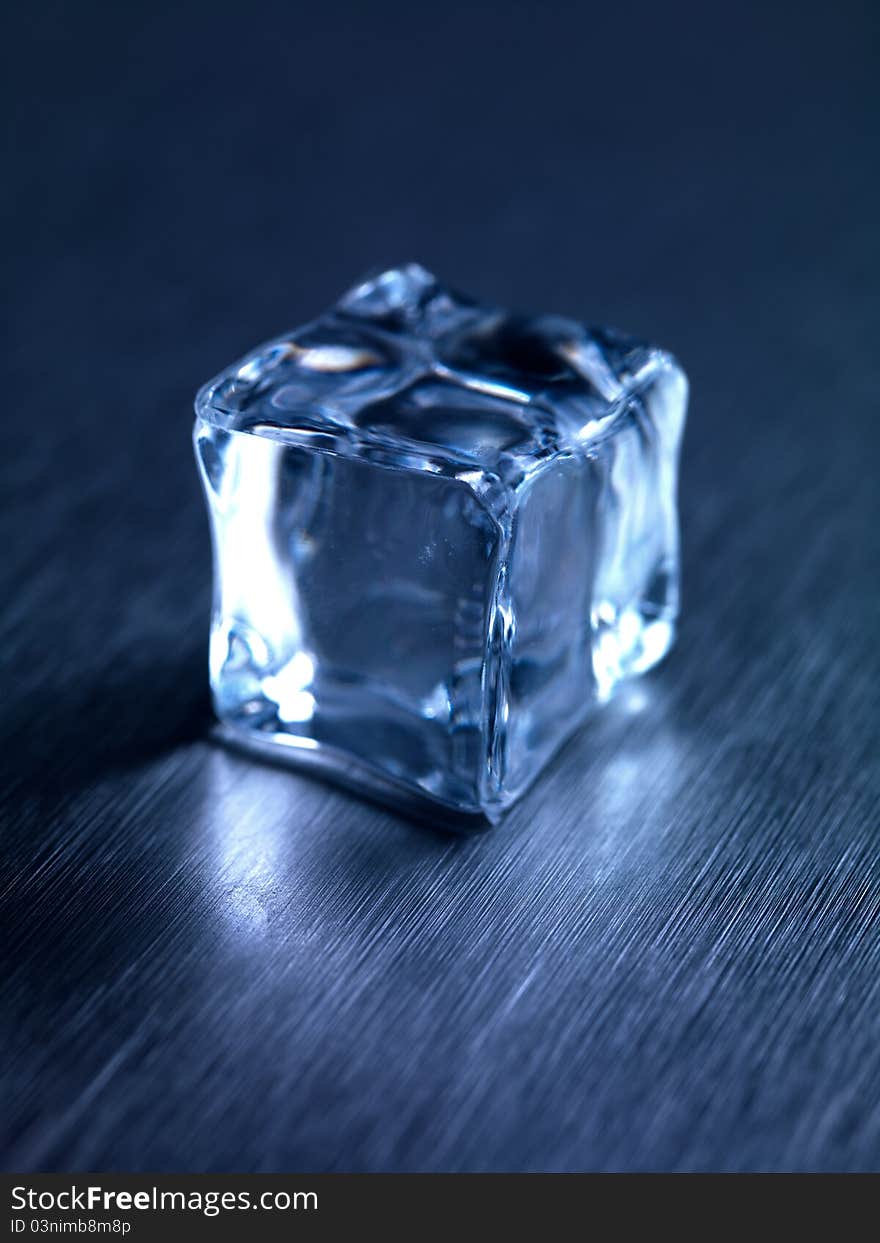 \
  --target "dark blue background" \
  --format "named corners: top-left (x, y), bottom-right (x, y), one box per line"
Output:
top-left (3, 0), bottom-right (879, 1170)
